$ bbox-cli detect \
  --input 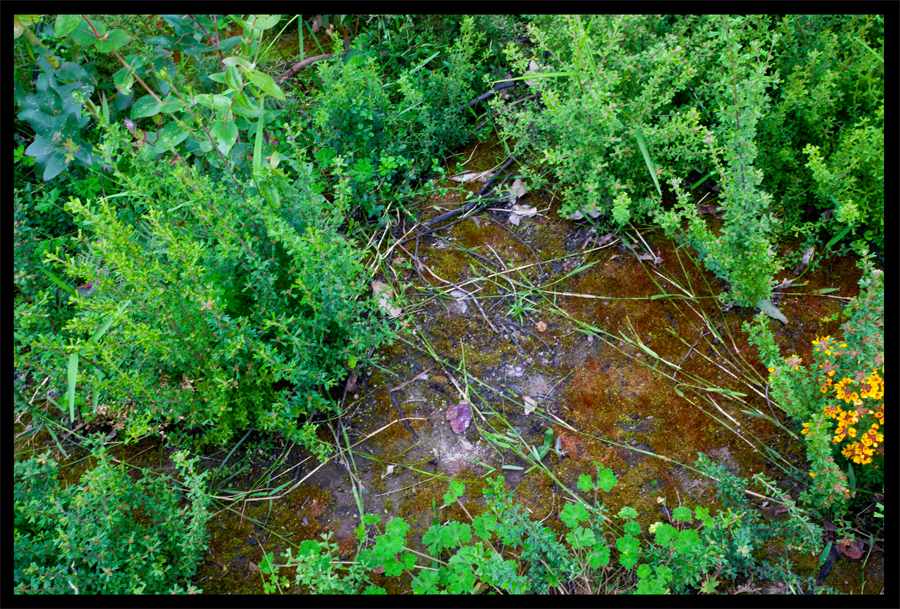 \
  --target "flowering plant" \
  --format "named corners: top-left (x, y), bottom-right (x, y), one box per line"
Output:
top-left (760, 250), bottom-right (884, 510)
